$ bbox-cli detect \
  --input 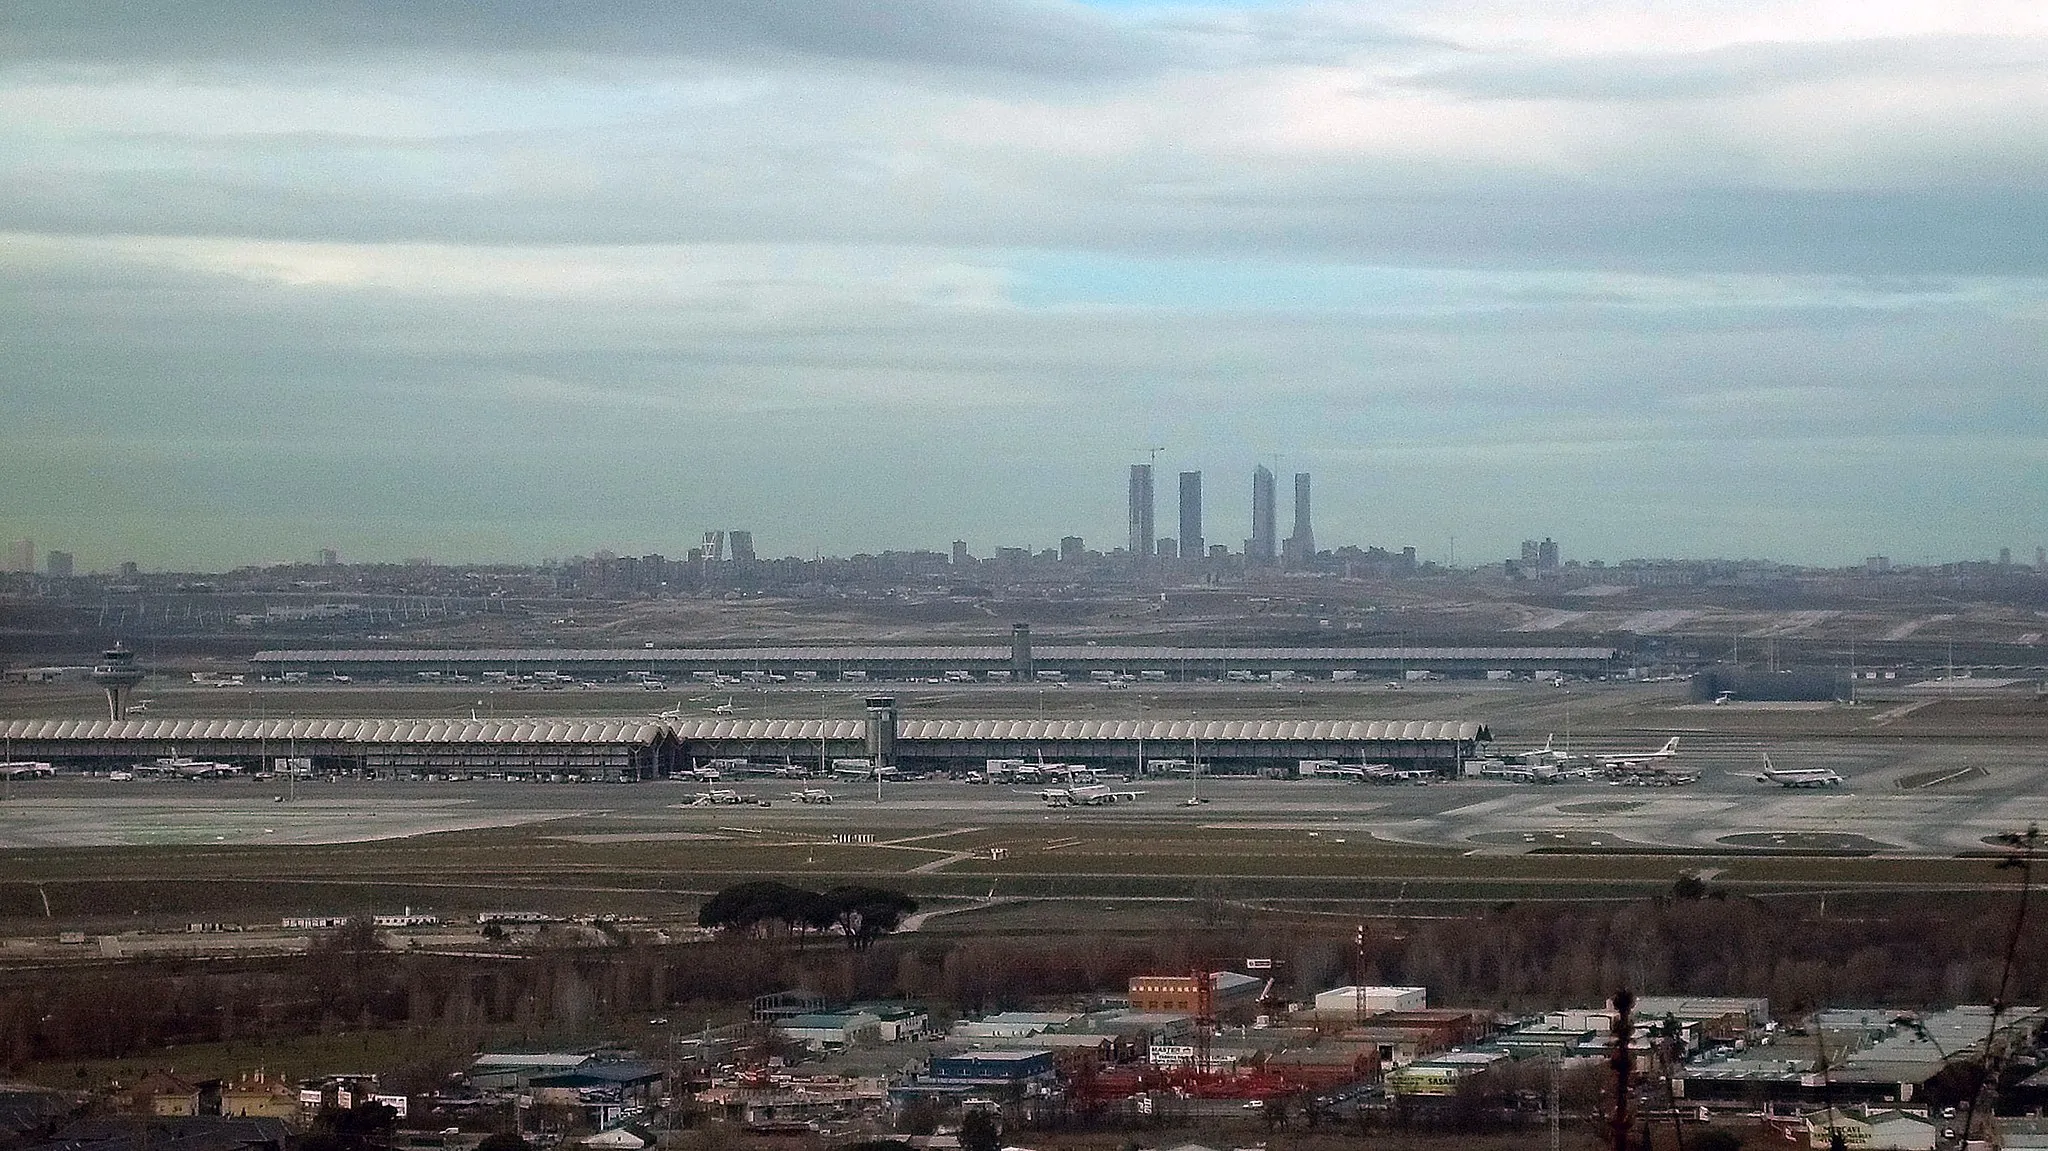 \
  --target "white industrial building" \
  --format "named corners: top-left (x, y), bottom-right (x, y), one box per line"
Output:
top-left (1314, 986), bottom-right (1427, 1014)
